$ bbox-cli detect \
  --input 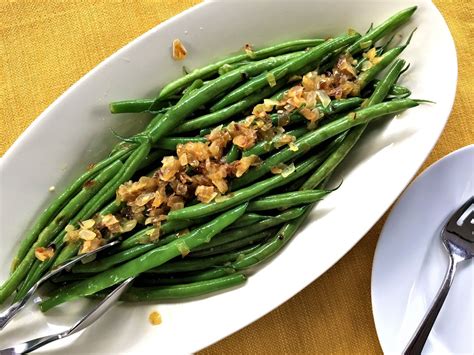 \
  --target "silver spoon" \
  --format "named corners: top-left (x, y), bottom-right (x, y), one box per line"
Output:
top-left (404, 197), bottom-right (474, 354)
